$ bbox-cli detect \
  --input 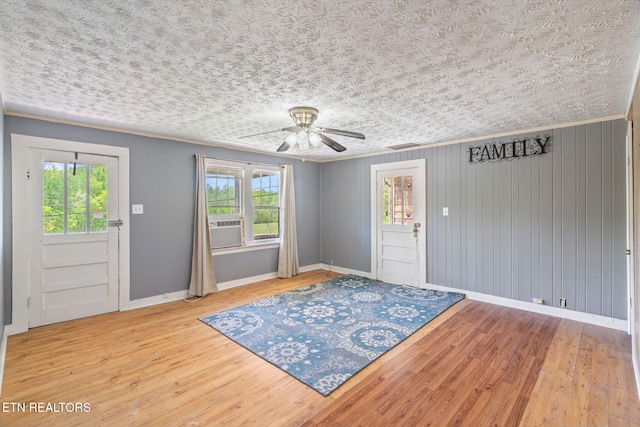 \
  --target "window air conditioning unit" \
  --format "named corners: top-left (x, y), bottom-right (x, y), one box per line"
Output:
top-left (209, 219), bottom-right (245, 249)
